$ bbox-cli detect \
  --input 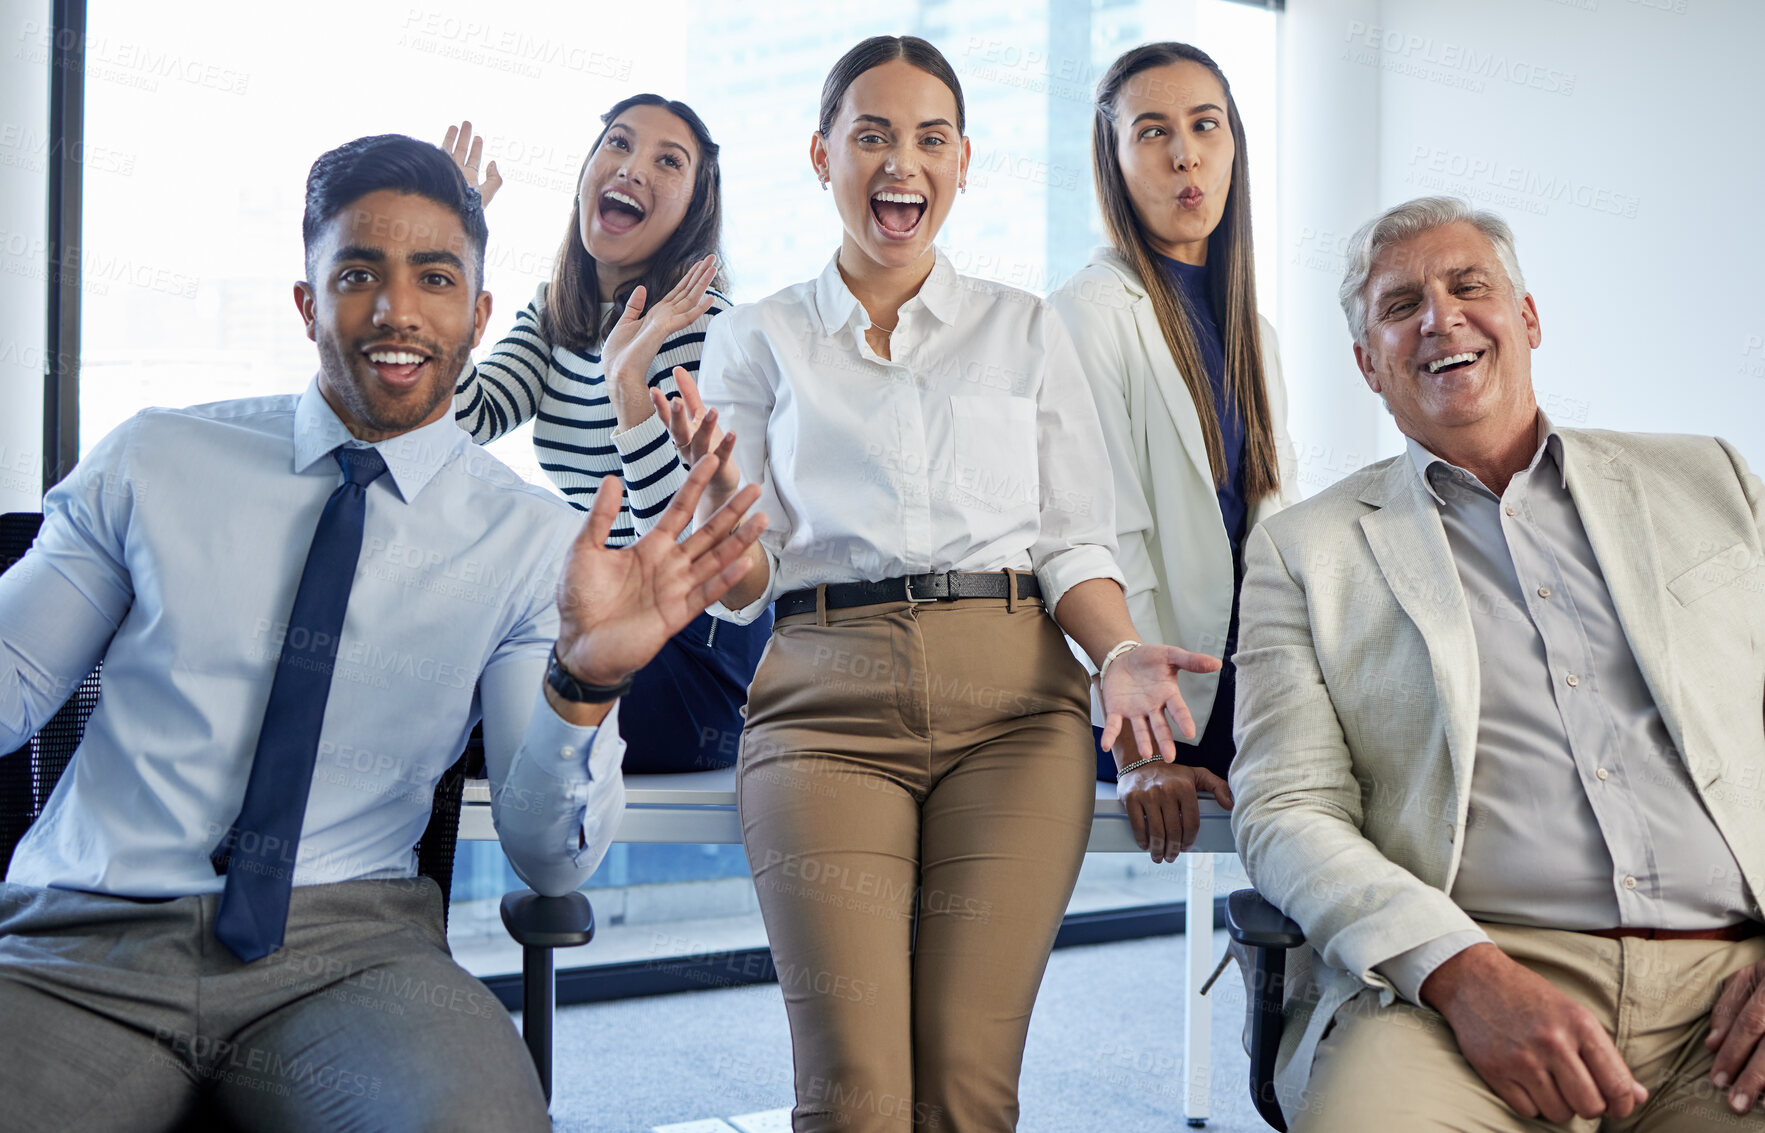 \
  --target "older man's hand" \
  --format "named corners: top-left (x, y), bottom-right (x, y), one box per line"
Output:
top-left (1707, 956), bottom-right (1765, 1114)
top-left (1421, 943), bottom-right (1648, 1123)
